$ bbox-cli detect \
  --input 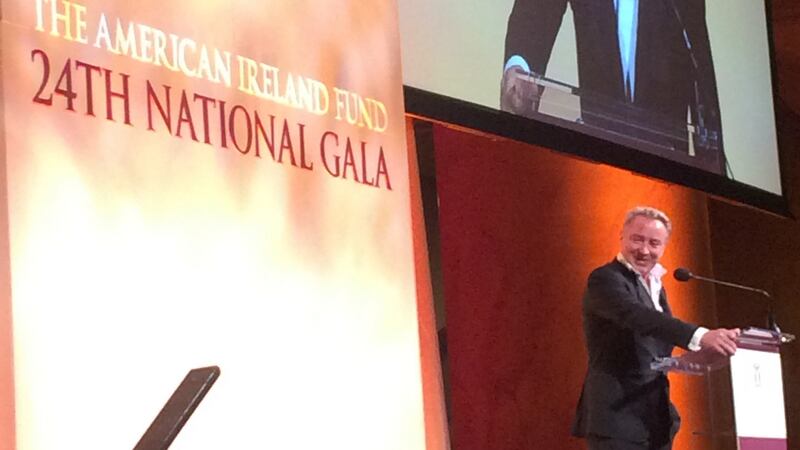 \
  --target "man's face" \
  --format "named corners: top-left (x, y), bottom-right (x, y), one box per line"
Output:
top-left (620, 215), bottom-right (669, 276)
